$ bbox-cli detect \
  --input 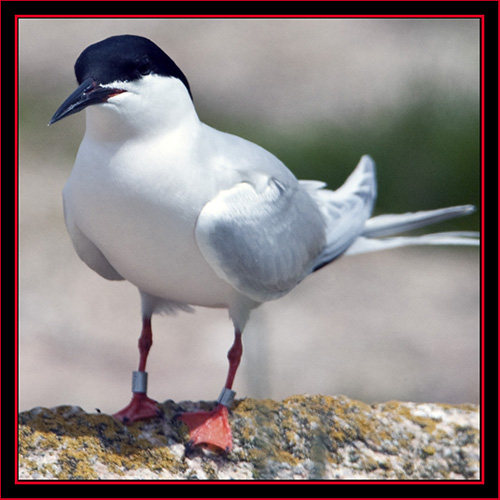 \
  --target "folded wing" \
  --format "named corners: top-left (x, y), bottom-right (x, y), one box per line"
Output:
top-left (195, 175), bottom-right (326, 302)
